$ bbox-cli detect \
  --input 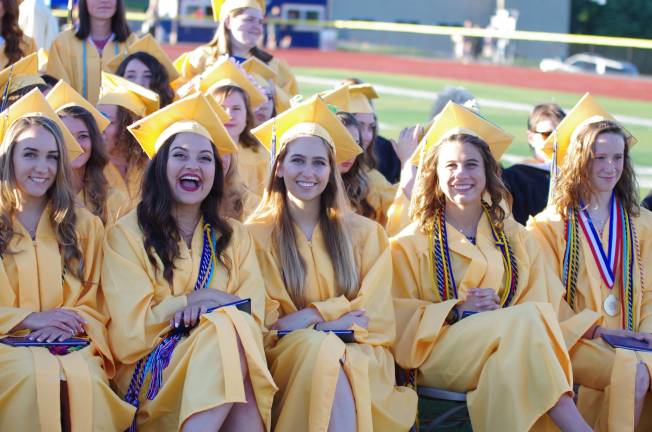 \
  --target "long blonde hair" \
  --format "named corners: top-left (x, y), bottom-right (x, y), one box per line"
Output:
top-left (553, 120), bottom-right (638, 218)
top-left (249, 137), bottom-right (360, 308)
top-left (0, 116), bottom-right (83, 278)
